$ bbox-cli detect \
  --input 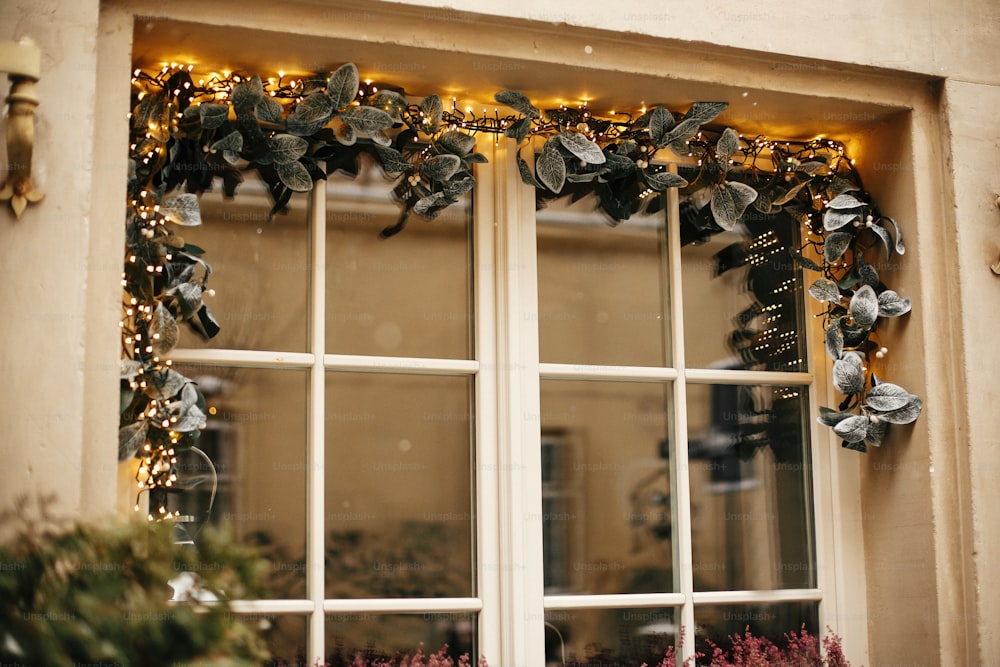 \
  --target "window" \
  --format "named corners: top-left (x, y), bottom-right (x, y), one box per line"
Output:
top-left (162, 125), bottom-right (826, 664)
